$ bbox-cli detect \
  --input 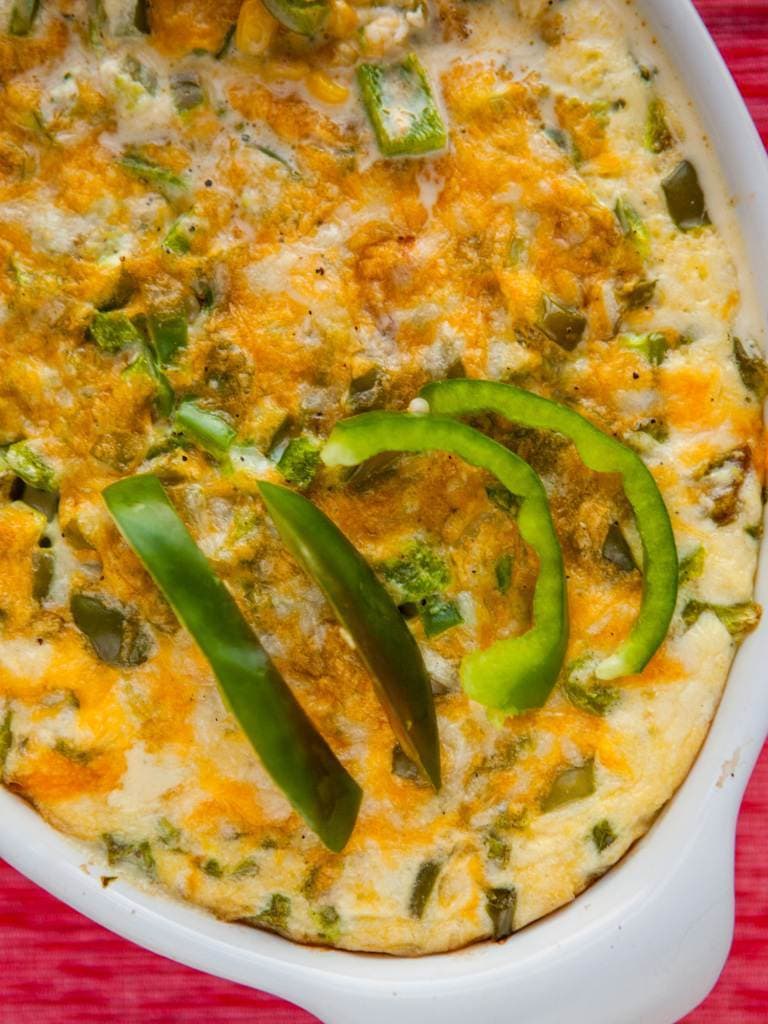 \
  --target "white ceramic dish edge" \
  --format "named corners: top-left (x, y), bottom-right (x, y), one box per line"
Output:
top-left (1, 3), bottom-right (767, 1022)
